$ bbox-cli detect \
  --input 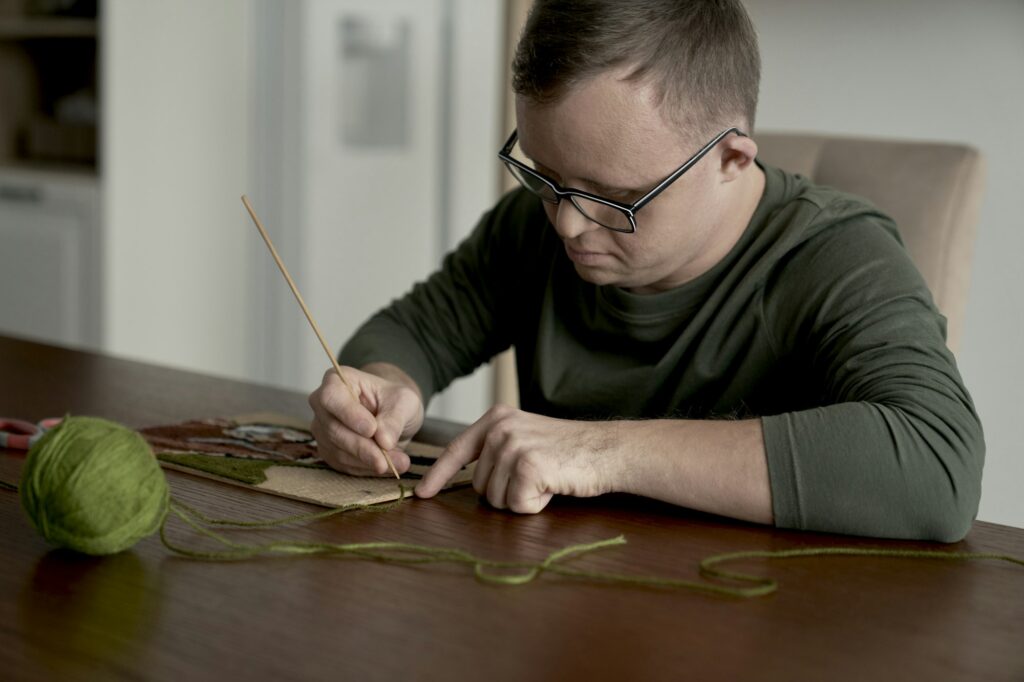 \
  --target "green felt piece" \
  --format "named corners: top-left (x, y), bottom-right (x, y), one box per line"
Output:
top-left (157, 452), bottom-right (278, 485)
top-left (157, 452), bottom-right (331, 485)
